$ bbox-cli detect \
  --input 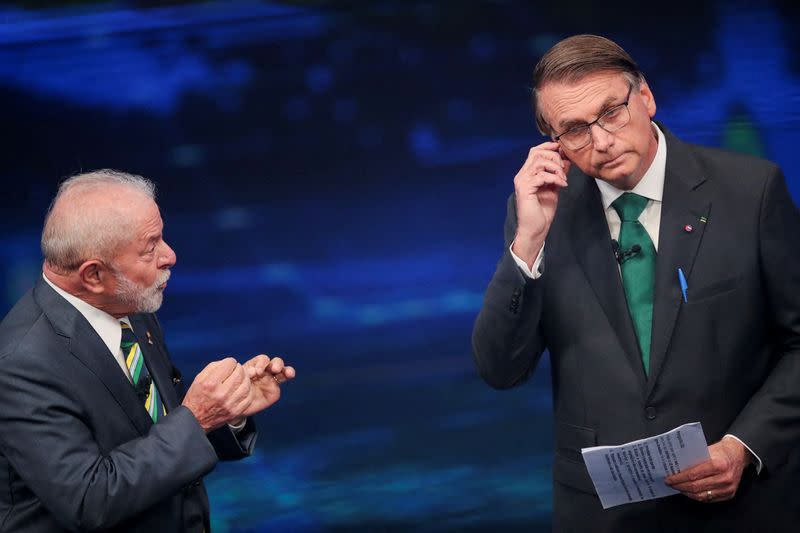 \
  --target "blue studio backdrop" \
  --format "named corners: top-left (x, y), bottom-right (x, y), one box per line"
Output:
top-left (1, 1), bottom-right (798, 531)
